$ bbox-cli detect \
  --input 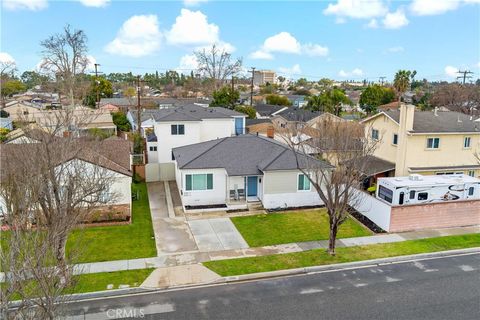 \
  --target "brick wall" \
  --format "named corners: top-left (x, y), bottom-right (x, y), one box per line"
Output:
top-left (389, 200), bottom-right (480, 233)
